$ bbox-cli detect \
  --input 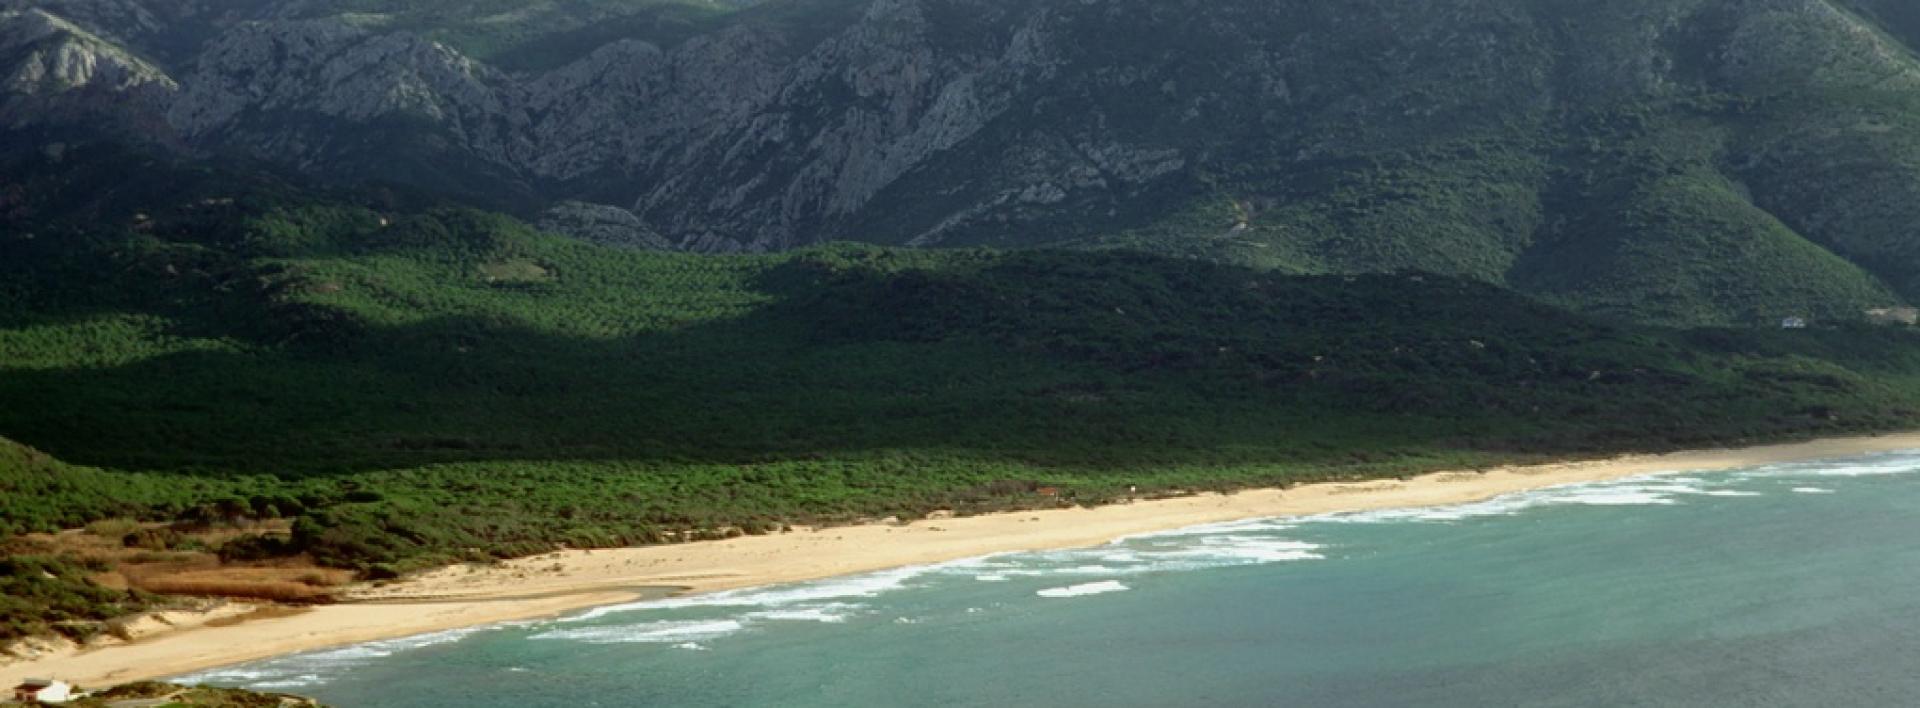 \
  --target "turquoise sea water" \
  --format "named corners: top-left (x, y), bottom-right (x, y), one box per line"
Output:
top-left (183, 452), bottom-right (1920, 706)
